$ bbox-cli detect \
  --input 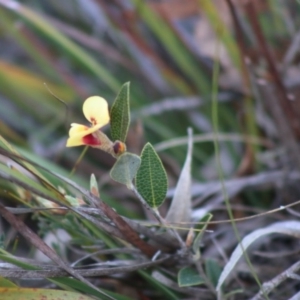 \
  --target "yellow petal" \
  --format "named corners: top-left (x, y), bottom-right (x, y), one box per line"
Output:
top-left (83, 96), bottom-right (110, 127)
top-left (66, 134), bottom-right (86, 147)
top-left (69, 123), bottom-right (89, 136)
top-left (66, 123), bottom-right (102, 147)
top-left (66, 132), bottom-right (100, 147)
